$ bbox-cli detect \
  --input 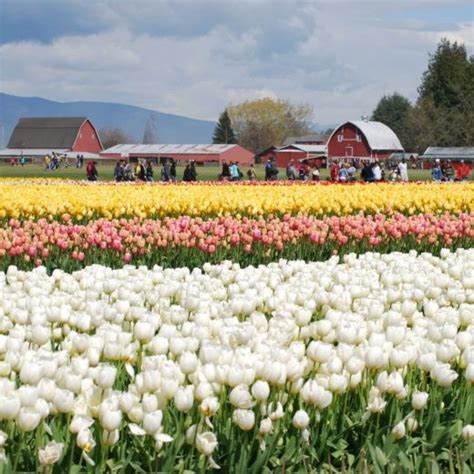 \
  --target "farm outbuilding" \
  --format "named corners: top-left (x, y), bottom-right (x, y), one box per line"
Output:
top-left (327, 120), bottom-right (404, 162)
top-left (273, 144), bottom-right (327, 168)
top-left (100, 144), bottom-right (254, 165)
